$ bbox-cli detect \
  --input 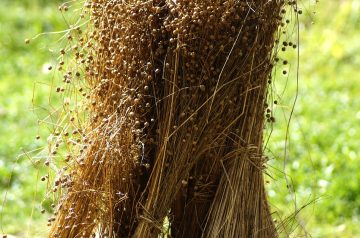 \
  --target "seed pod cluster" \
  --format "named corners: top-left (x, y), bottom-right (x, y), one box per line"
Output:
top-left (42, 0), bottom-right (297, 237)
